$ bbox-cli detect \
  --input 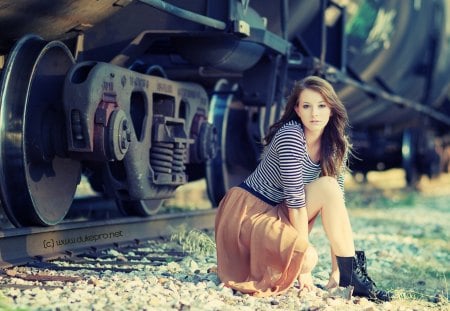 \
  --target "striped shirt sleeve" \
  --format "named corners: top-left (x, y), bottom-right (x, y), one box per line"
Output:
top-left (274, 125), bottom-right (307, 209)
